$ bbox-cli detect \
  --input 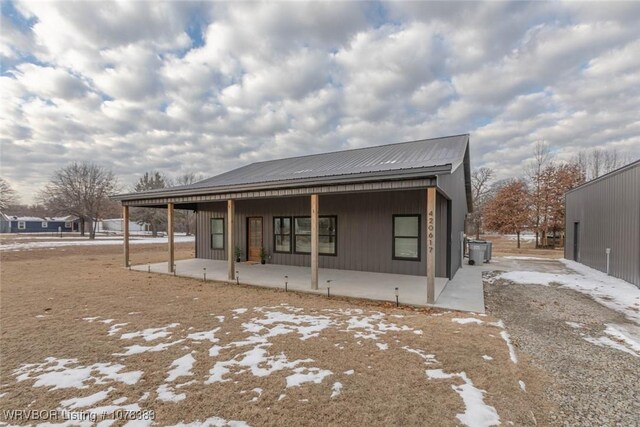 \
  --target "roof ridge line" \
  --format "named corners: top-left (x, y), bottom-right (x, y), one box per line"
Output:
top-left (246, 133), bottom-right (470, 166)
